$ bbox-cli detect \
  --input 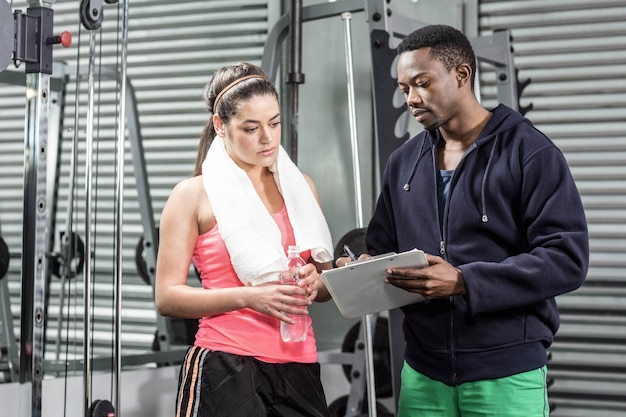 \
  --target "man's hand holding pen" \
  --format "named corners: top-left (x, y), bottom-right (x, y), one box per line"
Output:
top-left (335, 244), bottom-right (371, 268)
